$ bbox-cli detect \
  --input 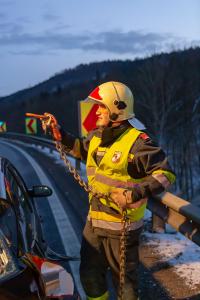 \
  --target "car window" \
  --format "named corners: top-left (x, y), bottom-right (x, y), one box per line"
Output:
top-left (4, 167), bottom-right (34, 251)
top-left (6, 166), bottom-right (33, 211)
top-left (0, 199), bottom-right (19, 257)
